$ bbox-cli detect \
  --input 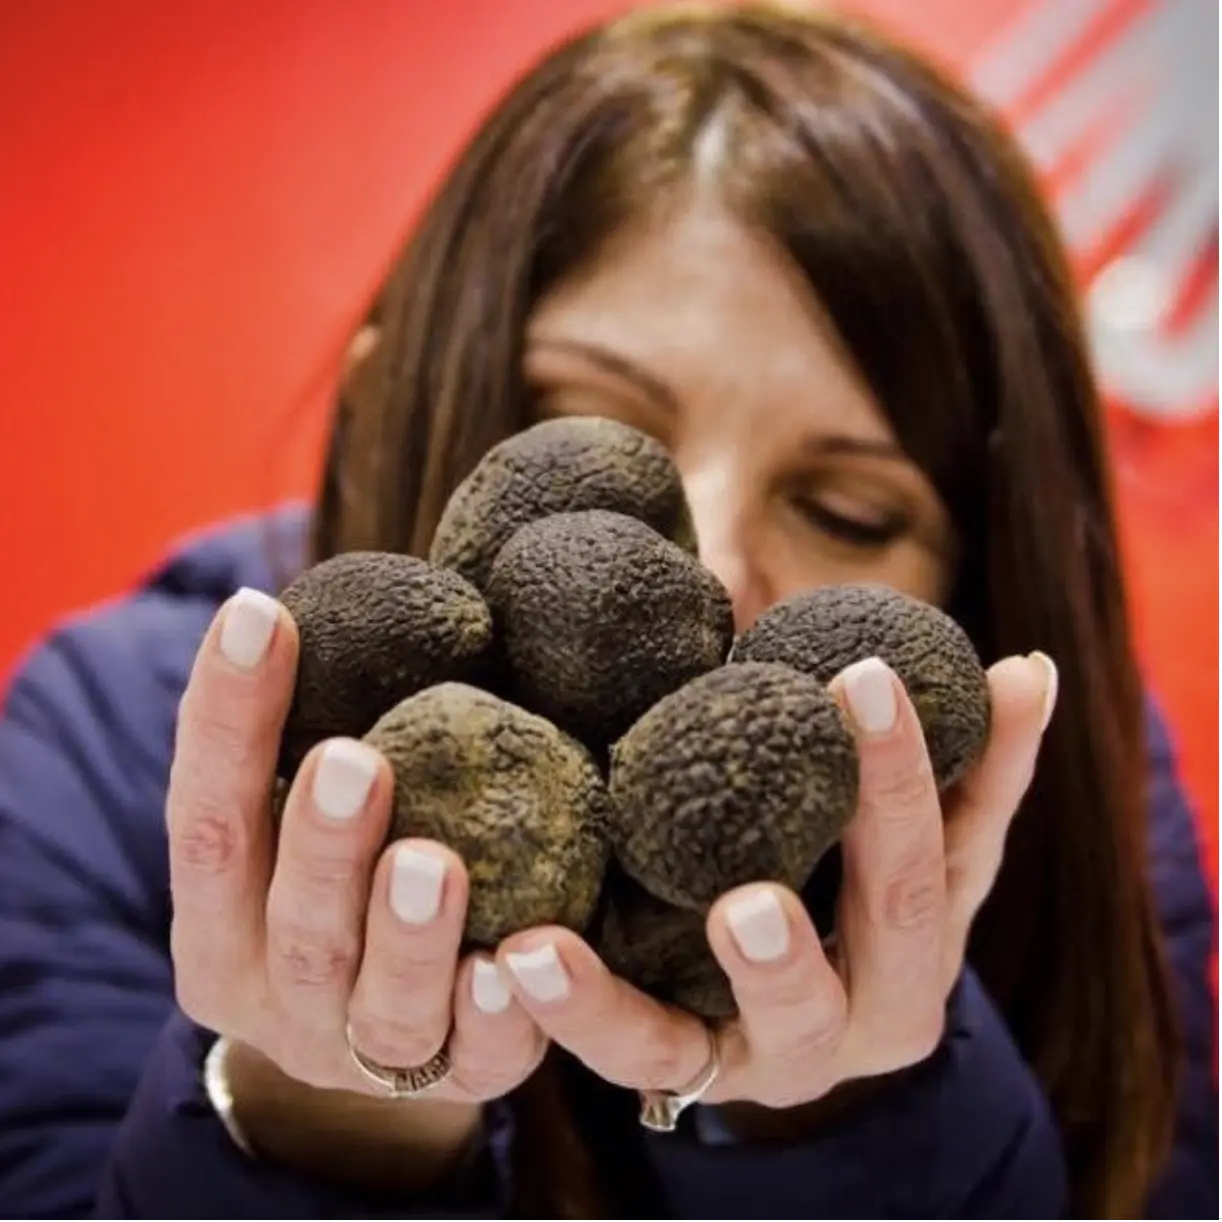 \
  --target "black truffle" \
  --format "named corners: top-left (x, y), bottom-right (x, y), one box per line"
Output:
top-left (733, 583), bottom-right (990, 788)
top-left (486, 510), bottom-right (734, 752)
top-left (596, 876), bottom-right (737, 1019)
top-left (277, 552), bottom-right (494, 779)
top-left (363, 683), bottom-right (611, 947)
top-left (608, 662), bottom-right (859, 913)
top-left (429, 417), bottom-right (697, 592)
